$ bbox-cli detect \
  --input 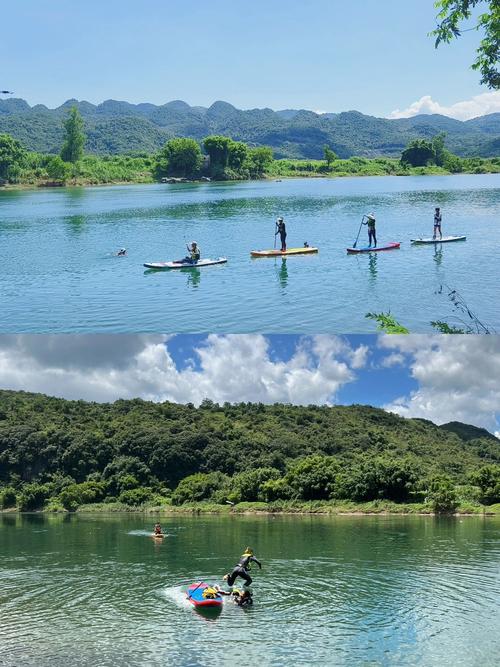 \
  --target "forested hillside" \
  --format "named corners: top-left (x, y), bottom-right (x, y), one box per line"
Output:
top-left (1, 98), bottom-right (498, 159)
top-left (0, 390), bottom-right (499, 512)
